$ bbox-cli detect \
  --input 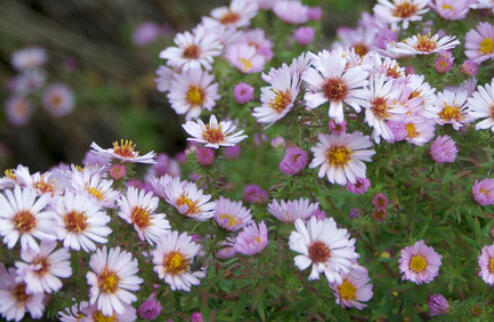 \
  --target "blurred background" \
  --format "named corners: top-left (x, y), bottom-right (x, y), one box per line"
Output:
top-left (0, 0), bottom-right (371, 171)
